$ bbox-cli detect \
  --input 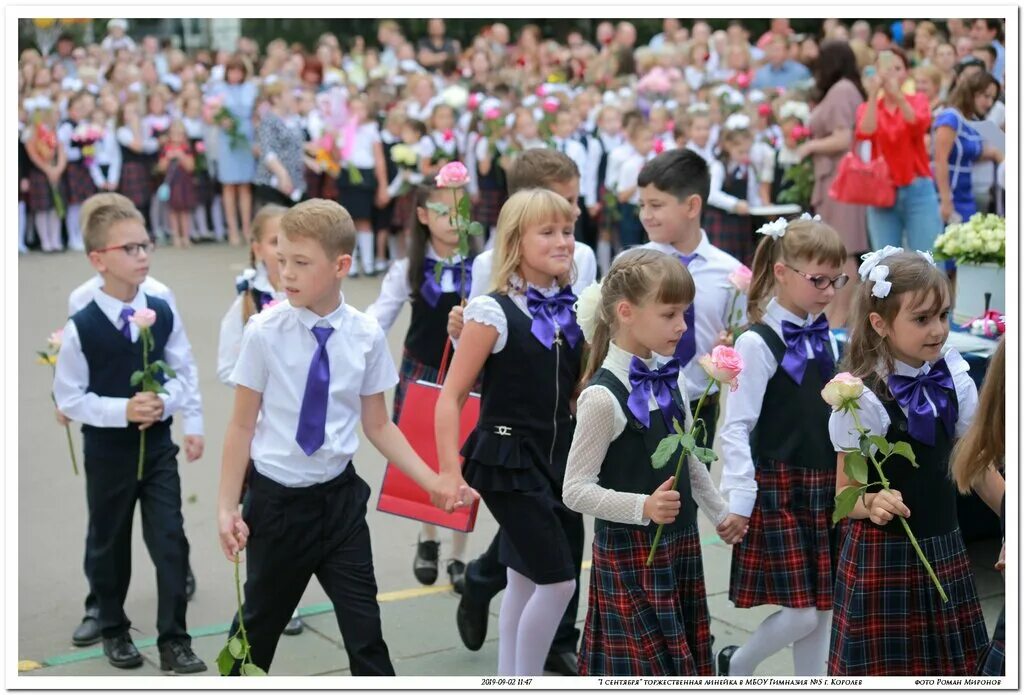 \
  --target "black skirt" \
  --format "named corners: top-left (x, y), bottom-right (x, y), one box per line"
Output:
top-left (337, 167), bottom-right (377, 220)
